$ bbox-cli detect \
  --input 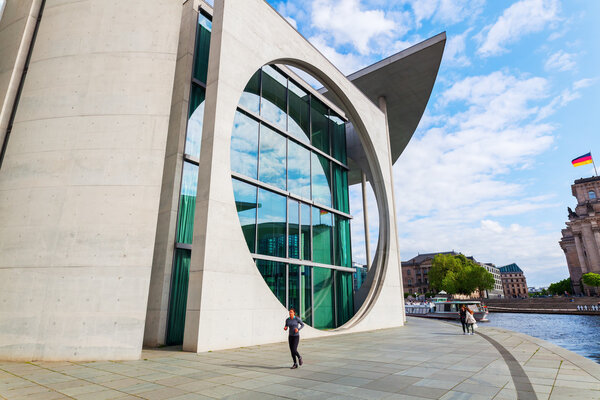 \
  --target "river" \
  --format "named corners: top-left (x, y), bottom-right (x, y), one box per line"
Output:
top-left (486, 312), bottom-right (600, 363)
